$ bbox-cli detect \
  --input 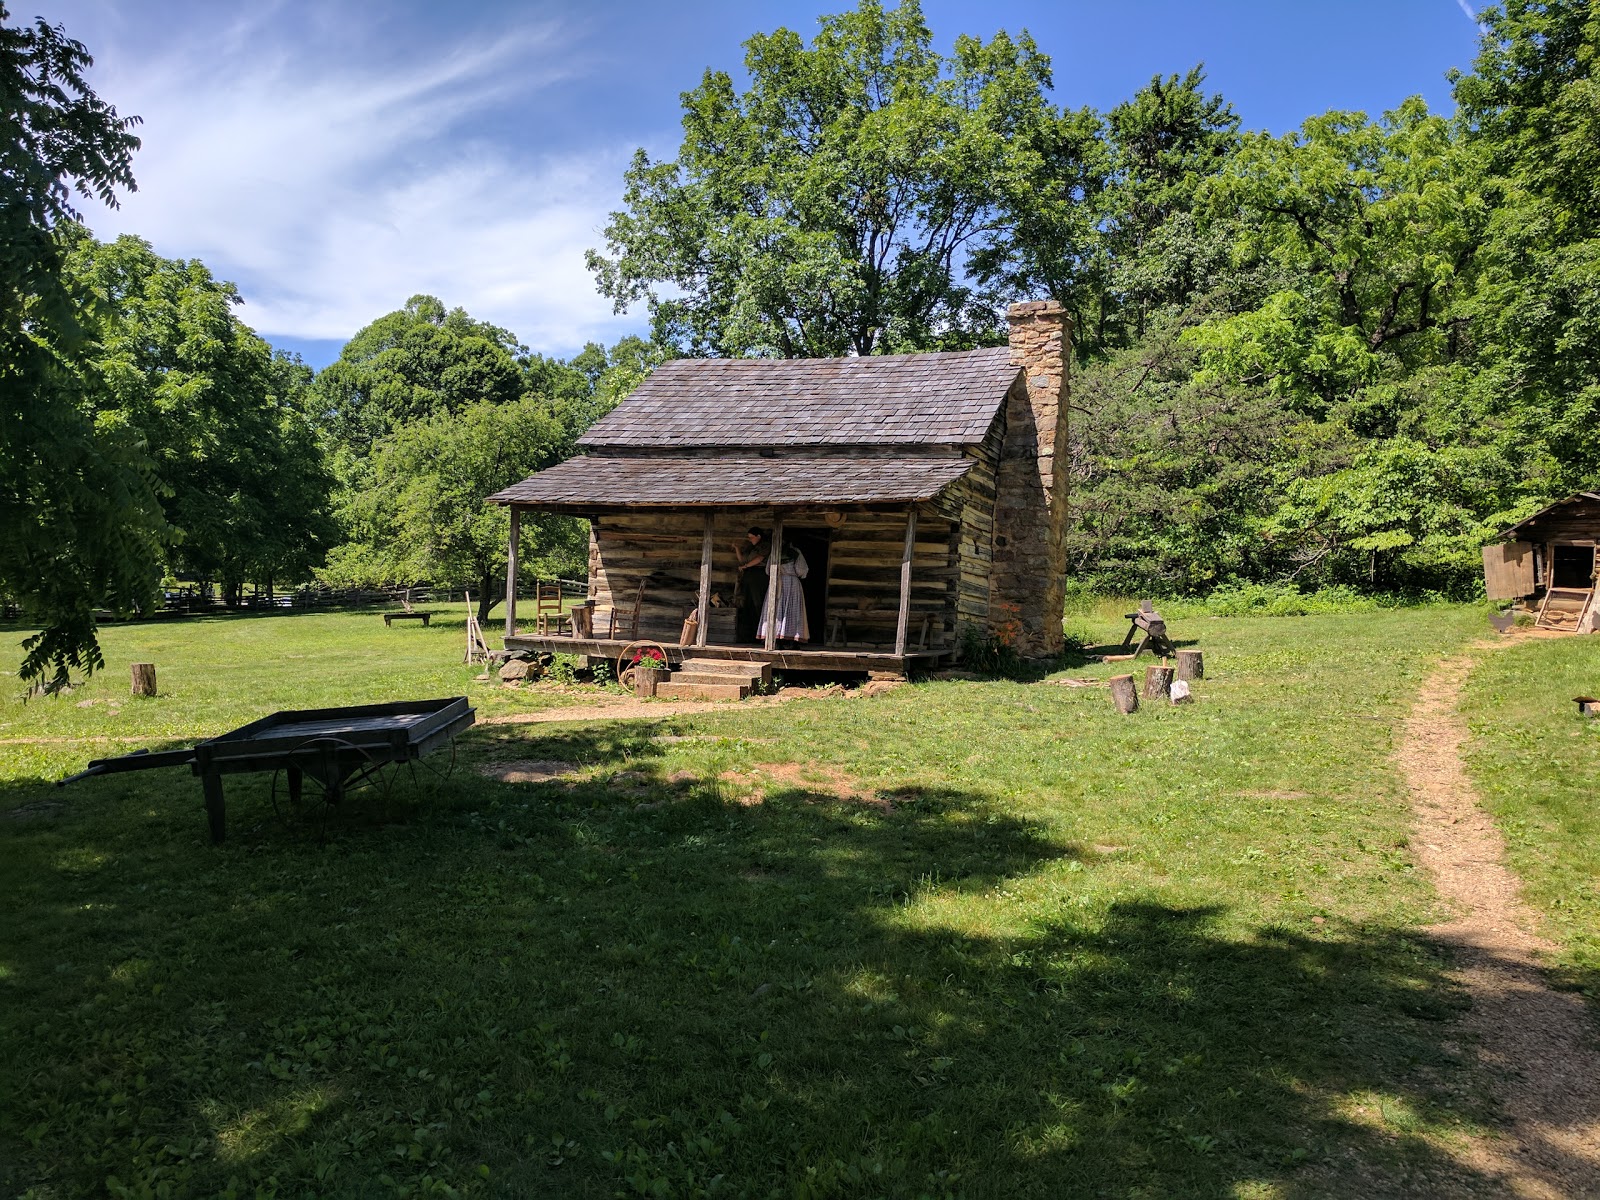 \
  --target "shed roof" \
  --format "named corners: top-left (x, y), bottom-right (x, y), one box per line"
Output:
top-left (578, 346), bottom-right (1018, 449)
top-left (488, 454), bottom-right (973, 510)
top-left (1498, 492), bottom-right (1600, 539)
